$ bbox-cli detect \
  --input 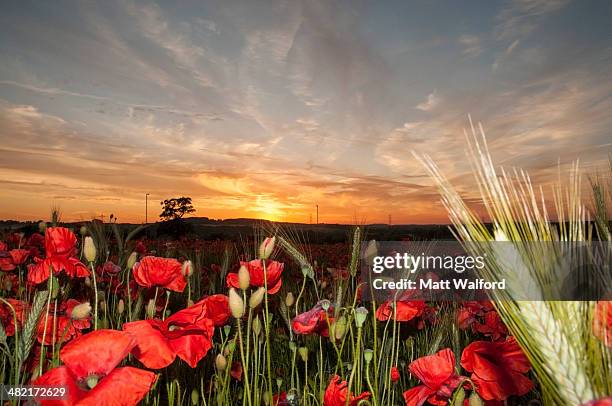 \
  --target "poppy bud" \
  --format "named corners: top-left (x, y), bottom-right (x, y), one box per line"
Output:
top-left (252, 315), bottom-right (262, 336)
top-left (83, 236), bottom-right (96, 263)
top-left (191, 389), bottom-right (199, 406)
top-left (288, 341), bottom-right (296, 352)
top-left (229, 288), bottom-right (245, 318)
top-left (469, 392), bottom-right (484, 406)
top-left (333, 316), bottom-right (347, 340)
top-left (223, 325), bottom-right (231, 337)
top-left (298, 347), bottom-right (308, 362)
top-left (38, 221), bottom-right (47, 233)
top-left (79, 226), bottom-right (88, 236)
top-left (259, 236), bottom-right (275, 259)
top-left (285, 292), bottom-right (295, 307)
top-left (276, 378), bottom-right (282, 389)
top-left (215, 354), bottom-right (227, 371)
top-left (117, 299), bottom-right (125, 315)
top-left (454, 388), bottom-right (466, 405)
top-left (126, 252), bottom-right (138, 270)
top-left (364, 349), bottom-right (373, 363)
top-left (181, 260), bottom-right (193, 277)
top-left (238, 265), bottom-right (250, 290)
top-left (249, 287), bottom-right (266, 308)
top-left (263, 392), bottom-right (271, 406)
top-left (187, 299), bottom-right (194, 307)
top-left (354, 307), bottom-right (368, 328)
top-left (364, 239), bottom-right (378, 265)
top-left (71, 302), bottom-right (91, 320)
top-left (146, 298), bottom-right (156, 319)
